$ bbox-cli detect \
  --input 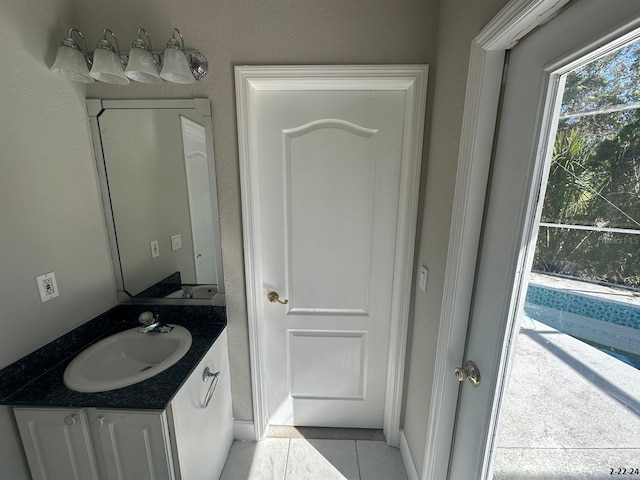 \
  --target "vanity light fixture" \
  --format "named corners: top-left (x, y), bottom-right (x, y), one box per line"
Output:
top-left (50, 27), bottom-right (208, 84)
top-left (50, 29), bottom-right (94, 83)
top-left (124, 28), bottom-right (162, 84)
top-left (160, 28), bottom-right (199, 84)
top-left (90, 29), bottom-right (130, 85)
